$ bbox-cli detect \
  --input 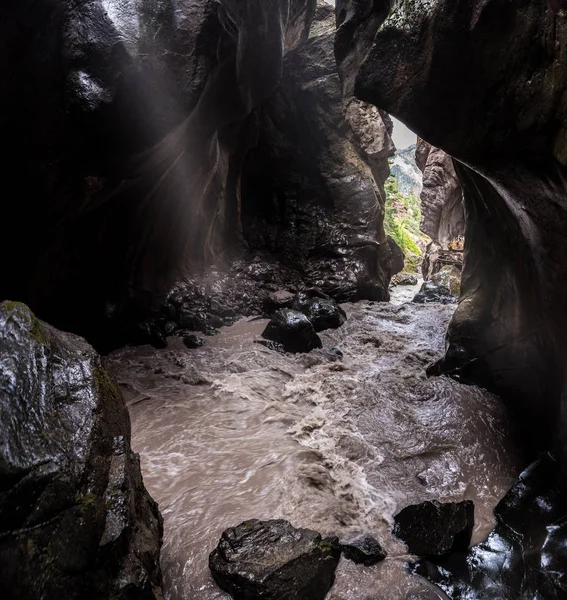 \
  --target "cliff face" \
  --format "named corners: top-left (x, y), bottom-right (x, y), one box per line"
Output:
top-left (415, 139), bottom-right (465, 279)
top-left (241, 2), bottom-right (396, 301)
top-left (336, 0), bottom-right (567, 464)
top-left (0, 0), bottom-right (316, 346)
